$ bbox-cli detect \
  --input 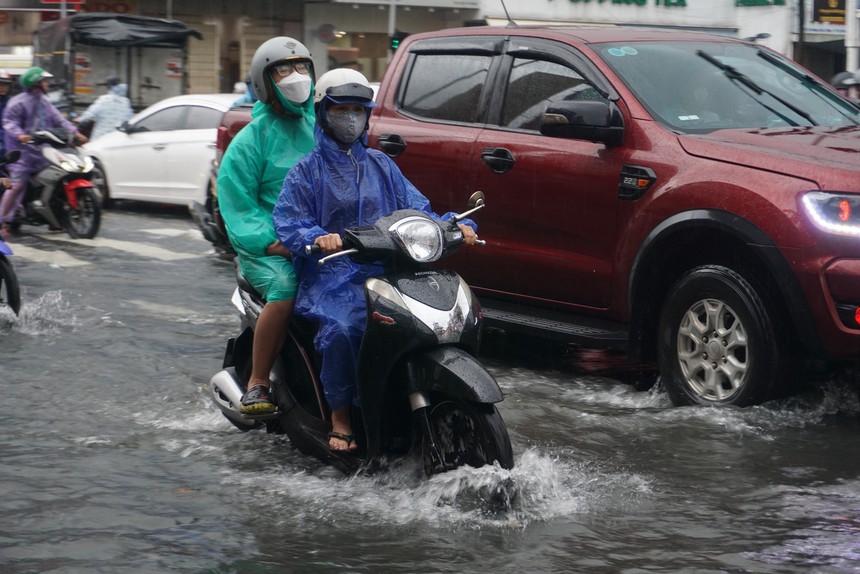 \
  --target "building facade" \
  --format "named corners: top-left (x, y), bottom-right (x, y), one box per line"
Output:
top-left (0, 0), bottom-right (854, 93)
